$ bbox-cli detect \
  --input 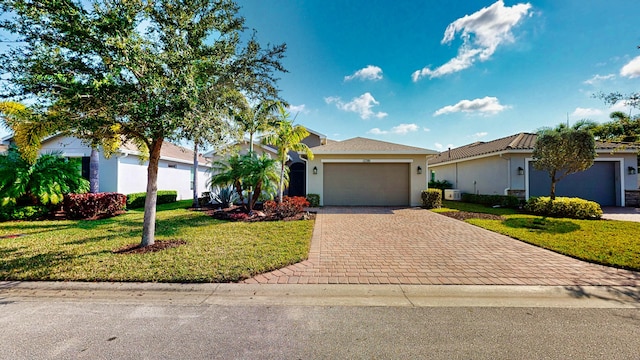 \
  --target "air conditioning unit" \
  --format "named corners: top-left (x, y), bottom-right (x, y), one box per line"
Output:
top-left (444, 189), bottom-right (462, 201)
